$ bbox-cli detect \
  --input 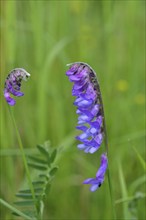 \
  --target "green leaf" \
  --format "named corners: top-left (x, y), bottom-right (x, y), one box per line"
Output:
top-left (46, 154), bottom-right (51, 166)
top-left (28, 155), bottom-right (47, 164)
top-left (14, 200), bottom-right (36, 206)
top-left (19, 188), bottom-right (44, 194)
top-left (49, 166), bottom-right (58, 176)
top-left (50, 149), bottom-right (57, 163)
top-left (39, 174), bottom-right (49, 180)
top-left (32, 181), bottom-right (45, 186)
top-left (37, 144), bottom-right (49, 157)
top-left (15, 193), bottom-right (40, 199)
top-left (45, 184), bottom-right (51, 194)
top-left (28, 162), bottom-right (48, 171)
top-left (12, 212), bottom-right (20, 217)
